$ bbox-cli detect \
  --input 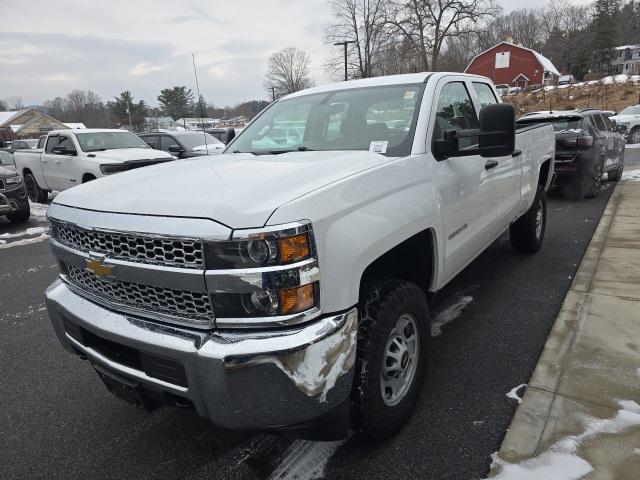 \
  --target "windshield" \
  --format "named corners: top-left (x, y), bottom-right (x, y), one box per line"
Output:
top-left (619, 105), bottom-right (640, 116)
top-left (75, 131), bottom-right (149, 152)
top-left (0, 151), bottom-right (14, 166)
top-left (178, 133), bottom-right (223, 150)
top-left (228, 83), bottom-right (425, 157)
top-left (518, 116), bottom-right (583, 133)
